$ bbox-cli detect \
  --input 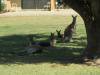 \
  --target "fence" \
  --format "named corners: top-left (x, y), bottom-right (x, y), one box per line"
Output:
top-left (22, 0), bottom-right (50, 10)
